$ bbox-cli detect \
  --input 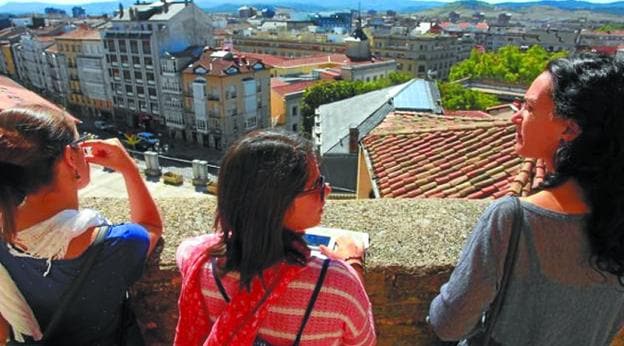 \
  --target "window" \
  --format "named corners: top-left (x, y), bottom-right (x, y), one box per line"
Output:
top-left (108, 54), bottom-right (118, 63)
top-left (130, 40), bottom-right (138, 54)
top-left (146, 72), bottom-right (154, 81)
top-left (120, 55), bottom-right (128, 65)
top-left (150, 103), bottom-right (159, 113)
top-left (123, 70), bottom-right (131, 80)
top-left (106, 40), bottom-right (115, 52)
top-left (110, 68), bottom-right (120, 79)
top-left (139, 100), bottom-right (147, 111)
top-left (132, 56), bottom-right (140, 65)
top-left (418, 65), bottom-right (425, 73)
top-left (134, 71), bottom-right (143, 81)
top-left (148, 88), bottom-right (157, 98)
top-left (118, 40), bottom-right (127, 53)
top-left (112, 83), bottom-right (121, 94)
top-left (136, 86), bottom-right (144, 95)
top-left (142, 41), bottom-right (151, 54)
top-left (292, 105), bottom-right (298, 117)
top-left (125, 85), bottom-right (133, 94)
top-left (292, 124), bottom-right (298, 132)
